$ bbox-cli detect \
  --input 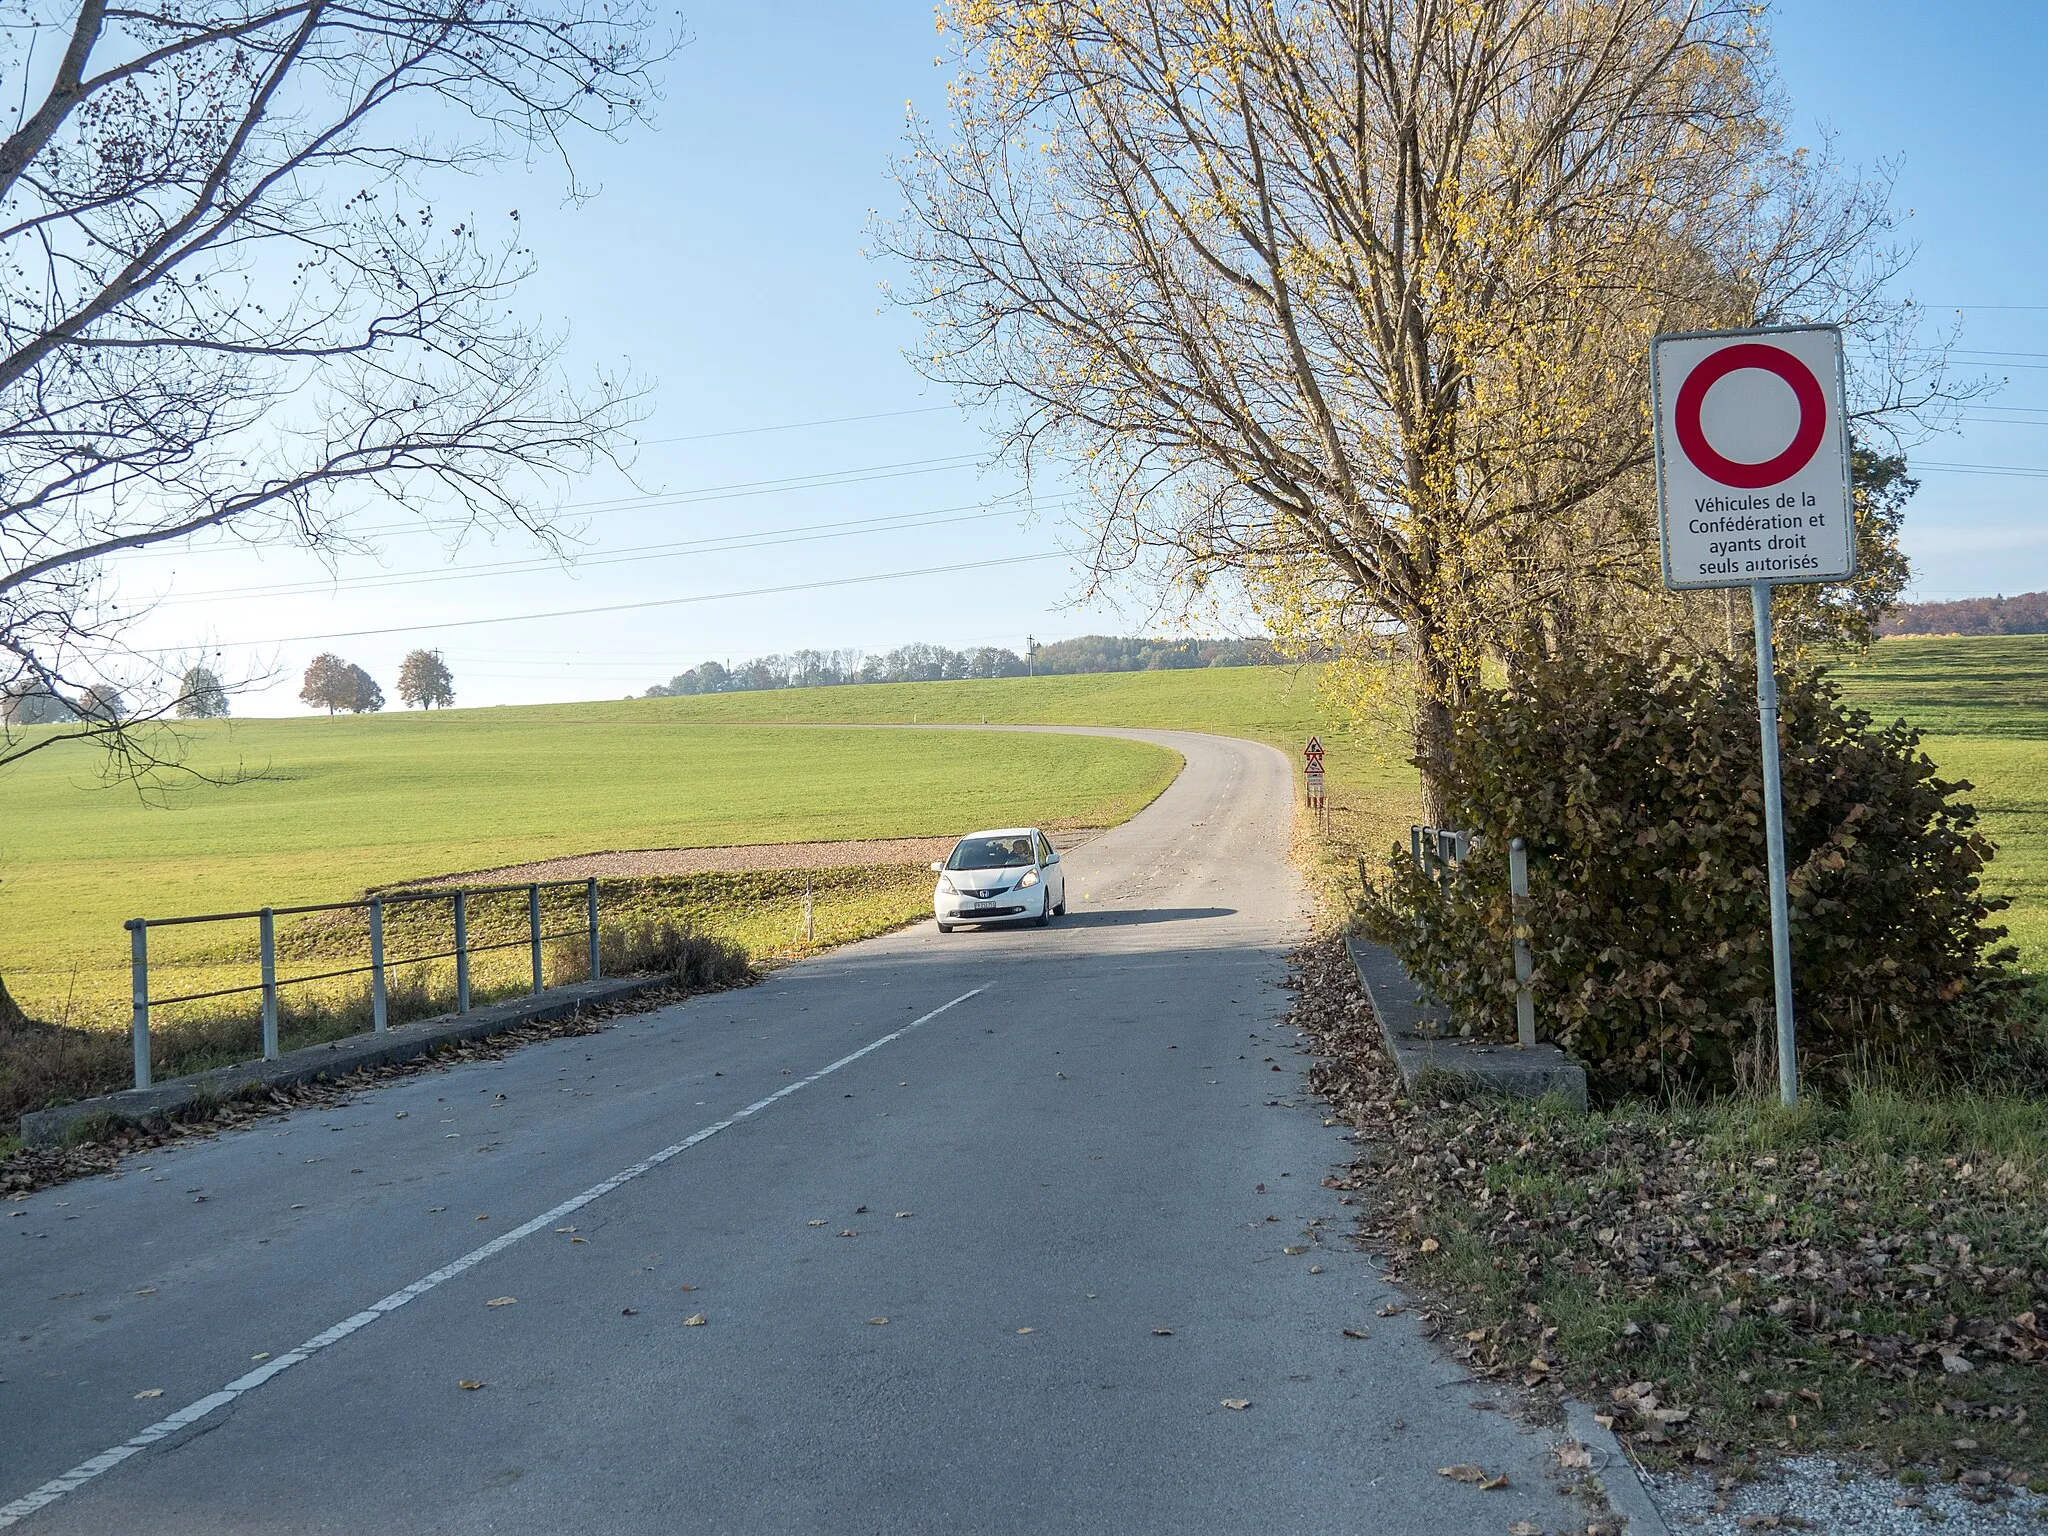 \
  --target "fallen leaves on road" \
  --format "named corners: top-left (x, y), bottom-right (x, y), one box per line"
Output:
top-left (133, 1389), bottom-right (162, 1400)
top-left (621, 1308), bottom-right (638, 1316)
top-left (1507, 1523), bottom-right (1544, 1536)
top-left (1438, 1464), bottom-right (1508, 1489)
top-left (1016, 1327), bottom-right (1034, 1335)
top-left (807, 1219), bottom-right (828, 1227)
top-left (1377, 1302), bottom-right (1404, 1316)
top-left (838, 1229), bottom-right (857, 1238)
top-left (868, 1317), bottom-right (889, 1326)
top-left (1555, 1442), bottom-right (1594, 1470)
top-left (1342, 1328), bottom-right (1370, 1340)
top-left (683, 1314), bottom-right (707, 1327)
top-left (486, 1297), bottom-right (516, 1308)
top-left (458, 1379), bottom-right (485, 1390)
top-left (1220, 1398), bottom-right (1251, 1411)
top-left (1283, 1245), bottom-right (1309, 1256)
top-left (895, 1211), bottom-right (914, 1219)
